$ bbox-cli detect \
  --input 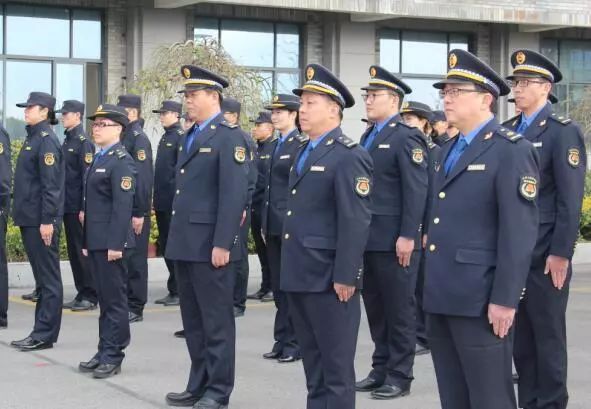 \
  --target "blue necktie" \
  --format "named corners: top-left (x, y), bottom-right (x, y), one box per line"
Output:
top-left (363, 126), bottom-right (379, 150)
top-left (274, 137), bottom-right (284, 157)
top-left (516, 120), bottom-right (528, 135)
top-left (444, 137), bottom-right (468, 175)
top-left (296, 143), bottom-right (314, 175)
top-left (185, 125), bottom-right (200, 151)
